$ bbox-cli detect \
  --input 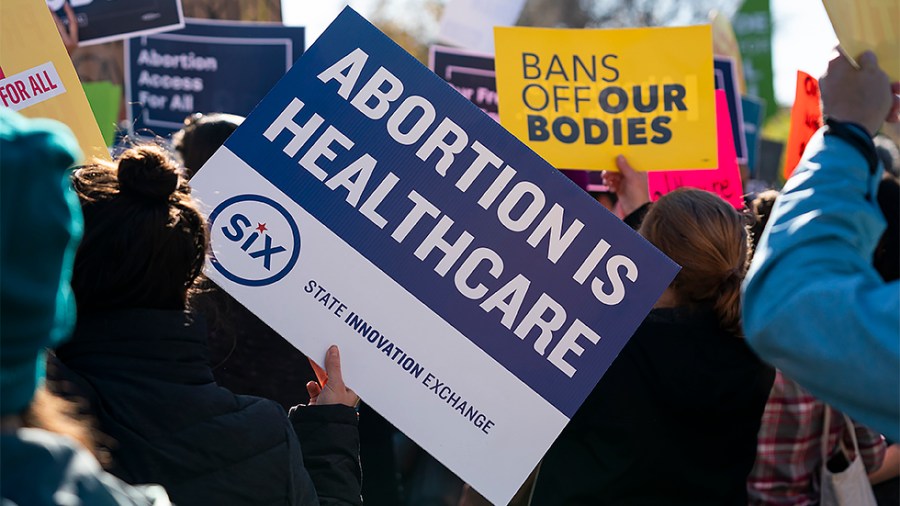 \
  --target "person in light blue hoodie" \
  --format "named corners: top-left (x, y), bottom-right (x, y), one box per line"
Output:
top-left (742, 50), bottom-right (900, 441)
